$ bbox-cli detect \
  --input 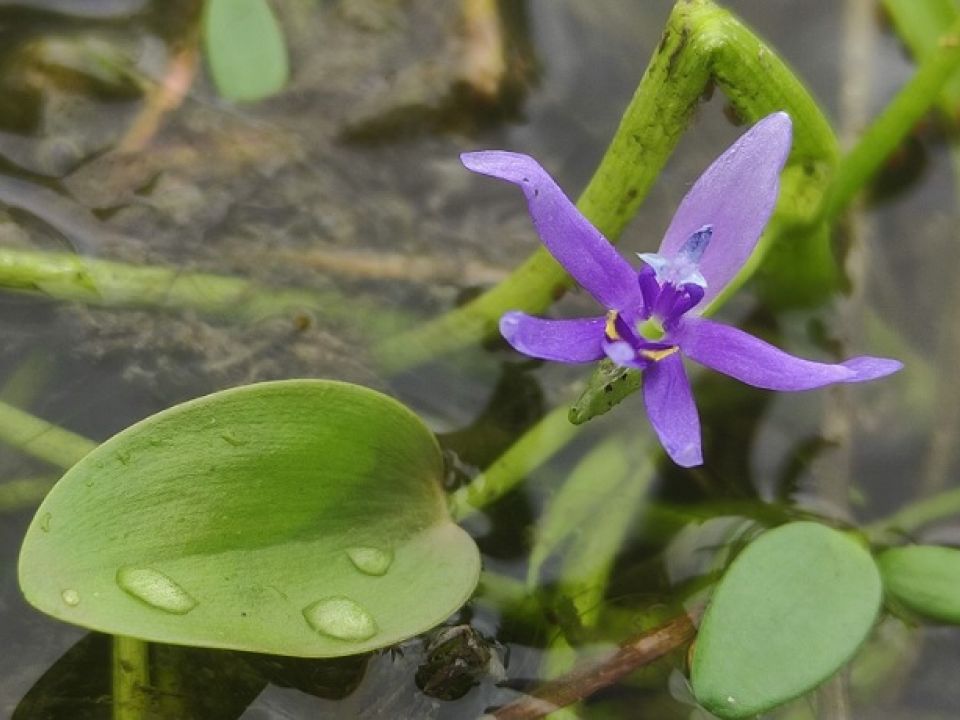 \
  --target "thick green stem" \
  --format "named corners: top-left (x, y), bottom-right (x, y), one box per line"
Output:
top-left (375, 0), bottom-right (835, 372)
top-left (112, 636), bottom-right (151, 720)
top-left (0, 398), bottom-right (97, 469)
